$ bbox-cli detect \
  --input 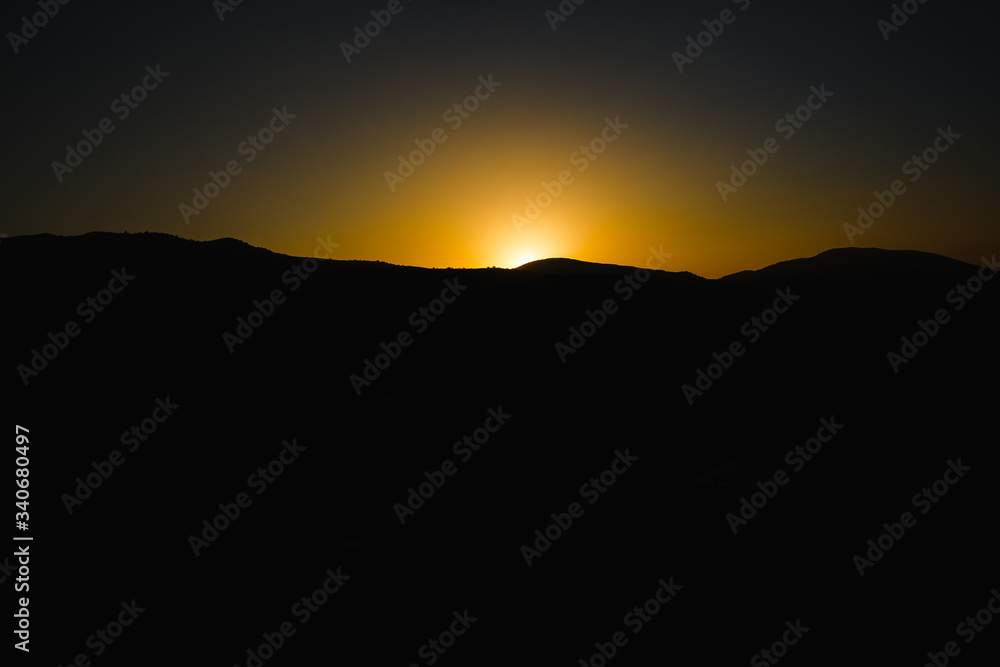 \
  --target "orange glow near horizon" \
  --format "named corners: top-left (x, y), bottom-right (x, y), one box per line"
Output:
top-left (149, 110), bottom-right (989, 277)
top-left (6, 2), bottom-right (998, 283)
top-left (29, 95), bottom-right (998, 279)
